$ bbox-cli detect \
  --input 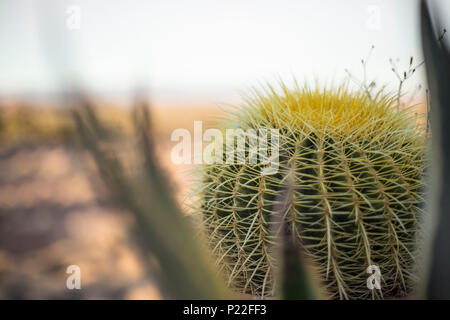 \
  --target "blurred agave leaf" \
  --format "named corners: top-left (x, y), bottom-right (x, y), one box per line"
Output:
top-left (273, 169), bottom-right (324, 300)
top-left (420, 0), bottom-right (450, 299)
top-left (74, 99), bottom-right (230, 299)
